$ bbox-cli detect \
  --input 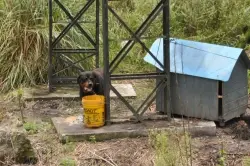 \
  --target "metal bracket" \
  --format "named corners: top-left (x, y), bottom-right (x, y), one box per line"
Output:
top-left (48, 0), bottom-right (100, 91)
top-left (102, 0), bottom-right (171, 122)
